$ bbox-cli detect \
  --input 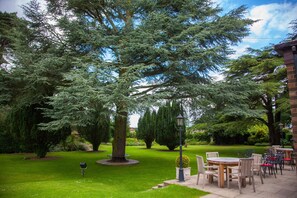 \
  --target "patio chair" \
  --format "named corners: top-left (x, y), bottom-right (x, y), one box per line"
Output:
top-left (205, 151), bottom-right (229, 181)
top-left (292, 152), bottom-right (297, 175)
top-left (196, 155), bottom-right (218, 188)
top-left (260, 154), bottom-right (277, 178)
top-left (282, 151), bottom-right (297, 171)
top-left (206, 152), bottom-right (219, 159)
top-left (251, 153), bottom-right (263, 184)
top-left (227, 158), bottom-right (255, 194)
top-left (271, 145), bottom-right (281, 154)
